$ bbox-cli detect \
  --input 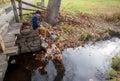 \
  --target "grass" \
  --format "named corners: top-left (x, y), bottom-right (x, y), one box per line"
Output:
top-left (61, 0), bottom-right (120, 15)
top-left (32, 0), bottom-right (120, 15)
top-left (62, 25), bottom-right (76, 34)
top-left (105, 56), bottom-right (120, 81)
top-left (0, 1), bottom-right (10, 7)
top-left (112, 56), bottom-right (120, 71)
